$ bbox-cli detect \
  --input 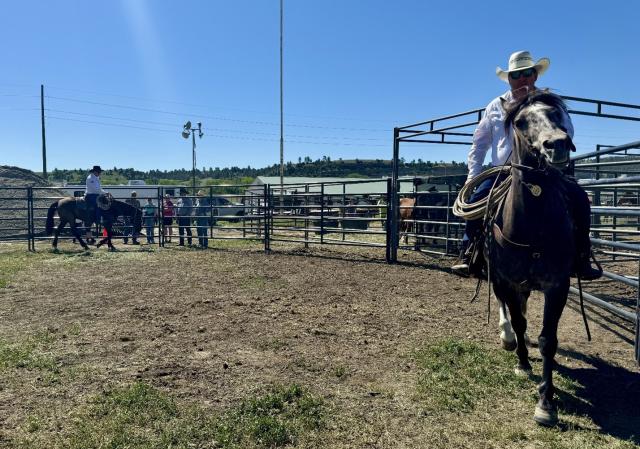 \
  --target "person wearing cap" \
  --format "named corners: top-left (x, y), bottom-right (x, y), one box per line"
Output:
top-left (451, 51), bottom-right (601, 280)
top-left (84, 165), bottom-right (106, 243)
top-left (176, 188), bottom-right (194, 246)
top-left (123, 191), bottom-right (141, 245)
